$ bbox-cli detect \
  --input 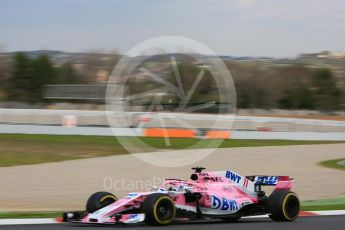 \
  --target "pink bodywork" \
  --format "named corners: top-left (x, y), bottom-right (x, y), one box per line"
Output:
top-left (80, 170), bottom-right (293, 224)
